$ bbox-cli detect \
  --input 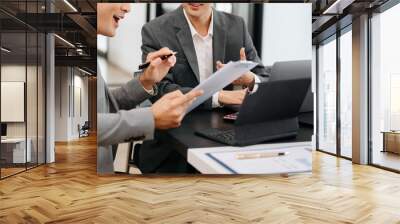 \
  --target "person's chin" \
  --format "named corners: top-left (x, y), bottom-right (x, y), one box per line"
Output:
top-left (187, 10), bottom-right (201, 18)
top-left (106, 29), bottom-right (116, 37)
